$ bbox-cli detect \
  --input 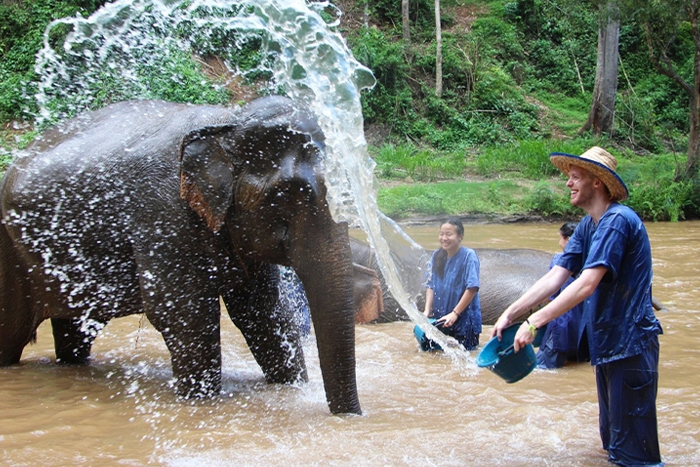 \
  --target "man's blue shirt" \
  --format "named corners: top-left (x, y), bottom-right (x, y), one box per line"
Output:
top-left (555, 204), bottom-right (662, 365)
